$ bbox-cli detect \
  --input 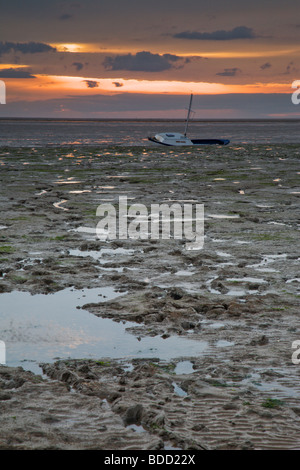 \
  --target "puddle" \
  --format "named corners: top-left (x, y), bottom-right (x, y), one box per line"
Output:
top-left (247, 254), bottom-right (287, 272)
top-left (215, 340), bottom-right (234, 348)
top-left (54, 180), bottom-right (81, 184)
top-left (267, 221), bottom-right (286, 226)
top-left (172, 382), bottom-right (188, 397)
top-left (174, 360), bottom-right (195, 375)
top-left (126, 424), bottom-right (147, 433)
top-left (174, 270), bottom-right (195, 277)
top-left (227, 277), bottom-right (267, 284)
top-left (206, 276), bottom-right (254, 297)
top-left (68, 247), bottom-right (137, 264)
top-left (0, 288), bottom-right (209, 374)
top-left (216, 251), bottom-right (233, 258)
top-left (207, 214), bottom-right (240, 219)
top-left (69, 226), bottom-right (98, 235)
top-left (53, 200), bottom-right (69, 211)
top-left (241, 372), bottom-right (300, 399)
top-left (35, 190), bottom-right (48, 196)
top-left (164, 442), bottom-right (182, 450)
top-left (286, 278), bottom-right (300, 283)
top-left (0, 225), bottom-right (8, 230)
top-left (201, 321), bottom-right (225, 329)
top-left (69, 190), bottom-right (91, 194)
